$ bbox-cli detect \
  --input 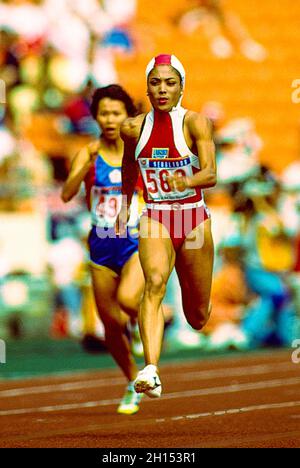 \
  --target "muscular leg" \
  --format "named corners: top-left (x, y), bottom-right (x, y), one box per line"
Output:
top-left (117, 252), bottom-right (145, 318)
top-left (90, 265), bottom-right (138, 382)
top-left (138, 216), bottom-right (176, 366)
top-left (175, 218), bottom-right (214, 331)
